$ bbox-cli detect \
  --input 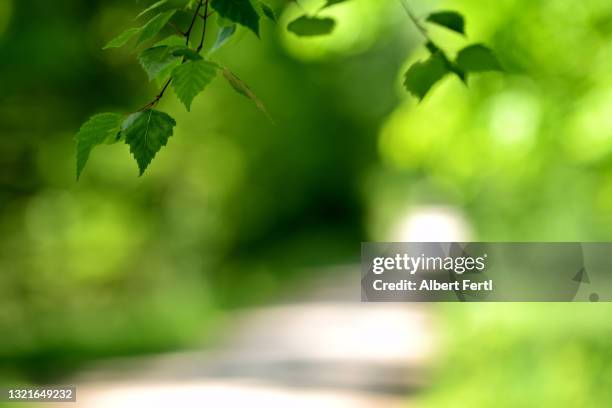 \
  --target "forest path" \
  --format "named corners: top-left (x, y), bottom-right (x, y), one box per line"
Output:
top-left (48, 265), bottom-right (437, 408)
